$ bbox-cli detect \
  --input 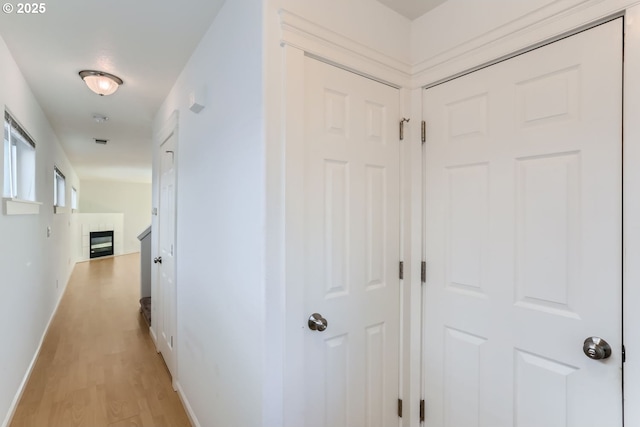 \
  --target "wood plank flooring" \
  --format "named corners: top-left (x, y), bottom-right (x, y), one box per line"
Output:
top-left (10, 254), bottom-right (191, 427)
